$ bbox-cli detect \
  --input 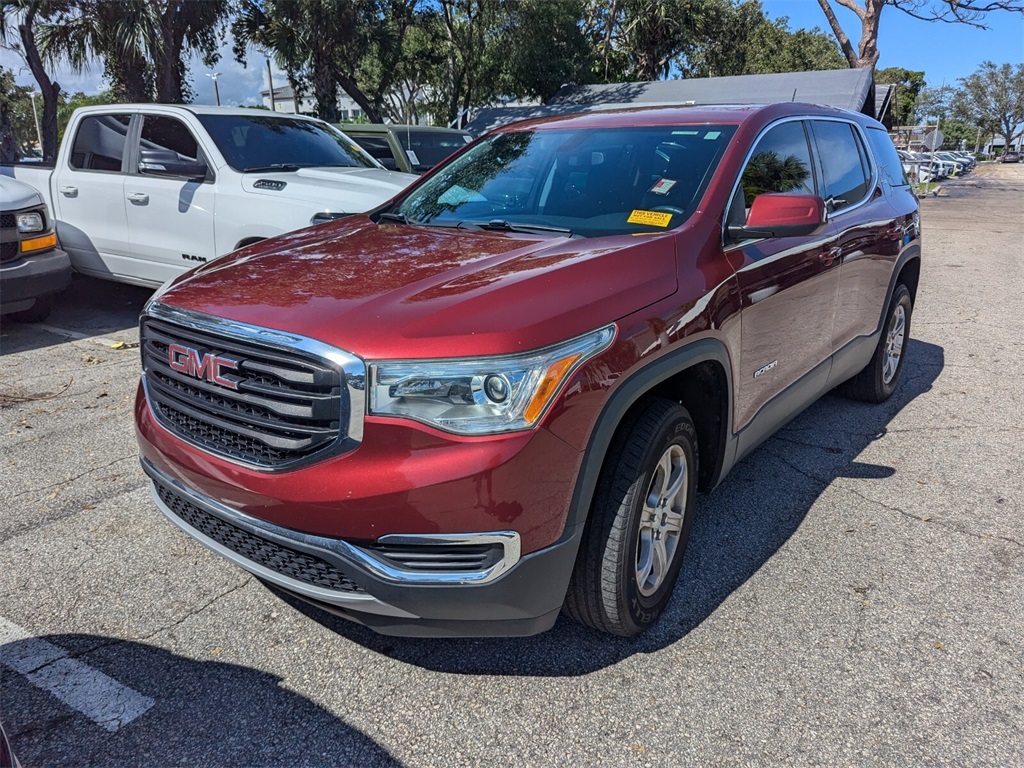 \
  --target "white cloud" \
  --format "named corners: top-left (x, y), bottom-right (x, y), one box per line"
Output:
top-left (1, 37), bottom-right (286, 106)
